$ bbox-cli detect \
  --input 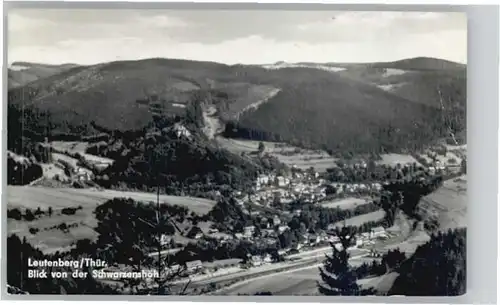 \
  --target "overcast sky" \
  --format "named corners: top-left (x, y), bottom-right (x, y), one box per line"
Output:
top-left (8, 9), bottom-right (467, 65)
